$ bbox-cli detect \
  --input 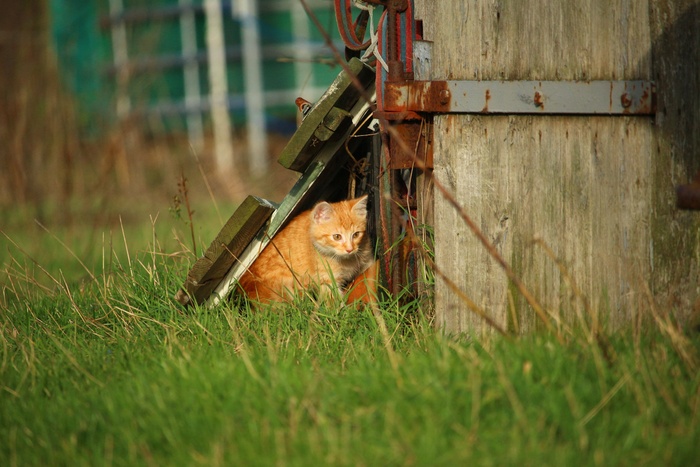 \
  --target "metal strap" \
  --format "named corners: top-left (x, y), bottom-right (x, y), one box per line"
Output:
top-left (384, 79), bottom-right (656, 115)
